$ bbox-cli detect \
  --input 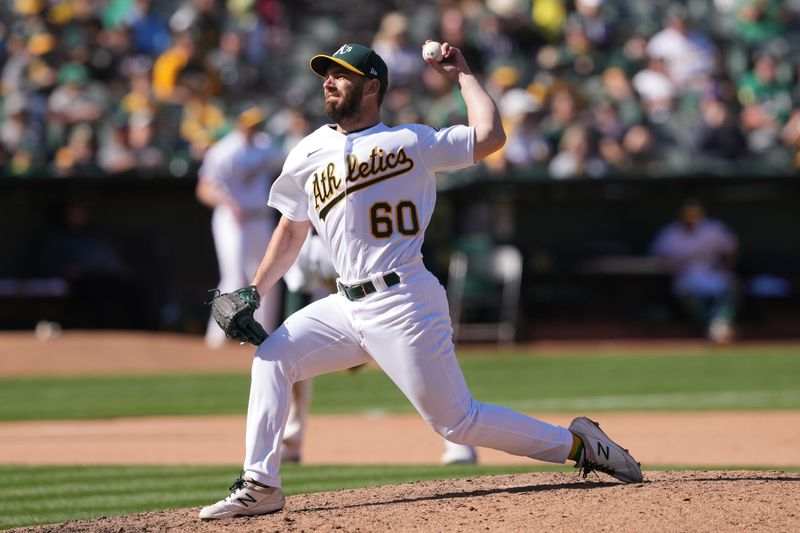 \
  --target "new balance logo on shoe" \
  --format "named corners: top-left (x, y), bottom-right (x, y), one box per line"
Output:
top-left (597, 442), bottom-right (610, 460)
top-left (235, 492), bottom-right (257, 507)
top-left (199, 477), bottom-right (286, 520)
top-left (568, 416), bottom-right (643, 484)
